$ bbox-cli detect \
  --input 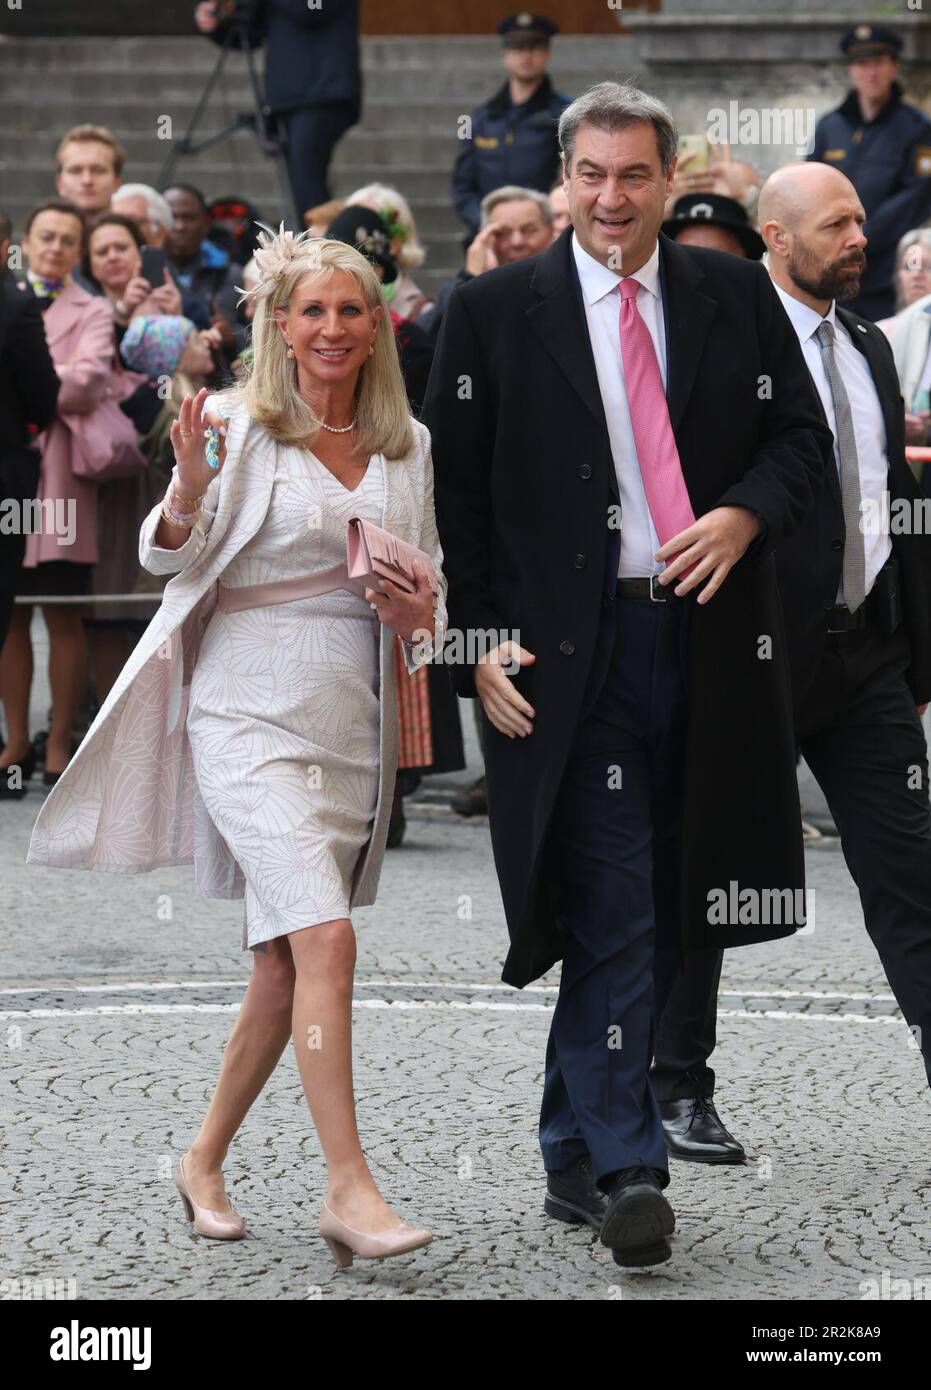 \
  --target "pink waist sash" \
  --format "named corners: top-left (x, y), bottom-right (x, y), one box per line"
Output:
top-left (216, 563), bottom-right (369, 614)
